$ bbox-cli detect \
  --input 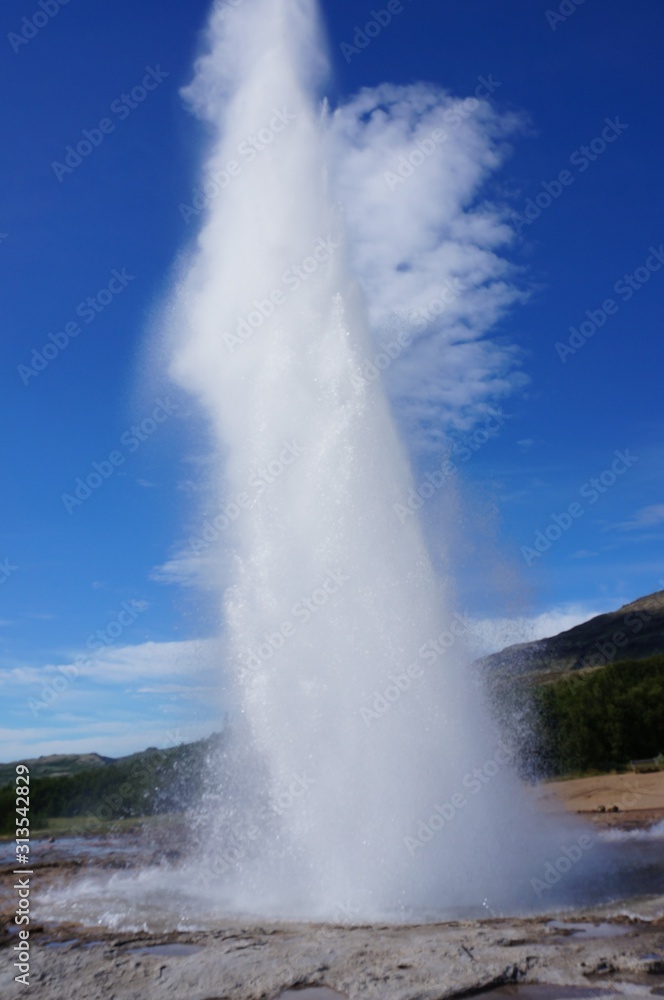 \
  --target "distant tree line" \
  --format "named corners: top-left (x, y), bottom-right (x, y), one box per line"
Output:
top-left (0, 735), bottom-right (223, 836)
top-left (534, 654), bottom-right (664, 775)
